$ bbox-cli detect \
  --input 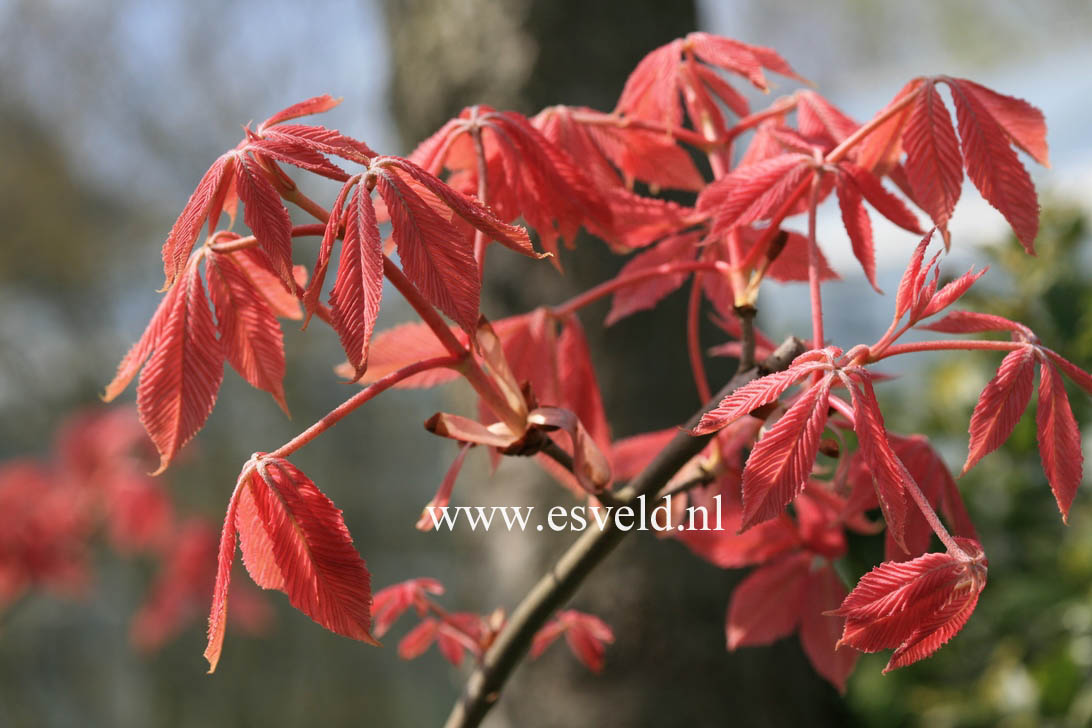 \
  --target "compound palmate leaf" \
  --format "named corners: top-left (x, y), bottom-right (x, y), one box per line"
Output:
top-left (833, 539), bottom-right (987, 672)
top-left (205, 456), bottom-right (377, 672)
